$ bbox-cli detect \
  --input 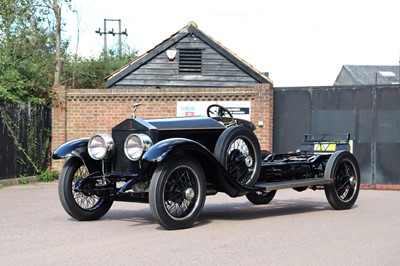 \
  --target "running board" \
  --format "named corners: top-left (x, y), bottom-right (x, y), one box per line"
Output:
top-left (254, 178), bottom-right (333, 191)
